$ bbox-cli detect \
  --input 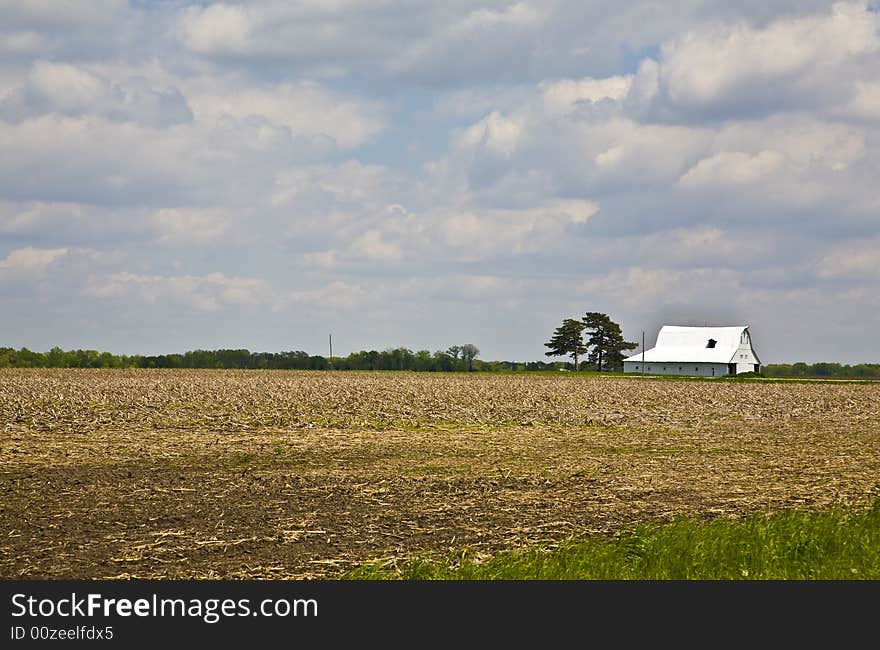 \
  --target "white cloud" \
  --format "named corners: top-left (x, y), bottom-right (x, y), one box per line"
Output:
top-left (645, 1), bottom-right (880, 119)
top-left (85, 271), bottom-right (274, 311)
top-left (0, 245), bottom-right (119, 298)
top-left (351, 229), bottom-right (404, 263)
top-left (186, 78), bottom-right (384, 149)
top-left (0, 0), bottom-right (139, 64)
top-left (0, 114), bottom-right (204, 205)
top-left (176, 4), bottom-right (253, 56)
top-left (387, 2), bottom-right (550, 84)
top-left (0, 200), bottom-right (165, 249)
top-left (844, 80), bottom-right (880, 119)
top-left (679, 150), bottom-right (785, 188)
top-left (0, 246), bottom-right (67, 272)
top-left (0, 61), bottom-right (193, 126)
top-left (456, 111), bottom-right (523, 157)
top-left (711, 118), bottom-right (867, 170)
top-left (430, 199), bottom-right (598, 260)
top-left (558, 199), bottom-right (599, 225)
top-left (447, 89), bottom-right (712, 199)
top-left (298, 201), bottom-right (426, 269)
top-left (0, 0), bottom-right (128, 28)
top-left (271, 160), bottom-right (401, 209)
top-left (285, 280), bottom-right (367, 312)
top-left (580, 266), bottom-right (744, 309)
top-left (152, 208), bottom-right (230, 244)
top-left (168, 1), bottom-right (858, 88)
top-left (817, 240), bottom-right (880, 278)
top-left (0, 31), bottom-right (47, 55)
top-left (671, 116), bottom-right (871, 215)
top-left (0, 73), bottom-right (384, 208)
top-left (540, 75), bottom-right (632, 116)
top-left (457, 2), bottom-right (545, 32)
top-left (431, 85), bottom-right (533, 119)
top-left (175, 0), bottom-right (416, 70)
top-left (300, 197), bottom-right (599, 270)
